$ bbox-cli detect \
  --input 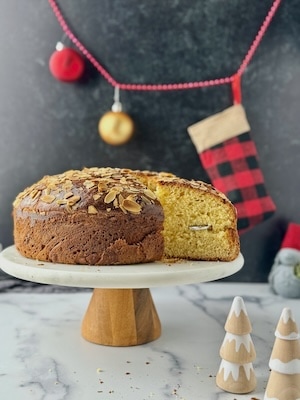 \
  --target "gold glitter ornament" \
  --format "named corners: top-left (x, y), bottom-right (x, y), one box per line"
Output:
top-left (98, 87), bottom-right (134, 146)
